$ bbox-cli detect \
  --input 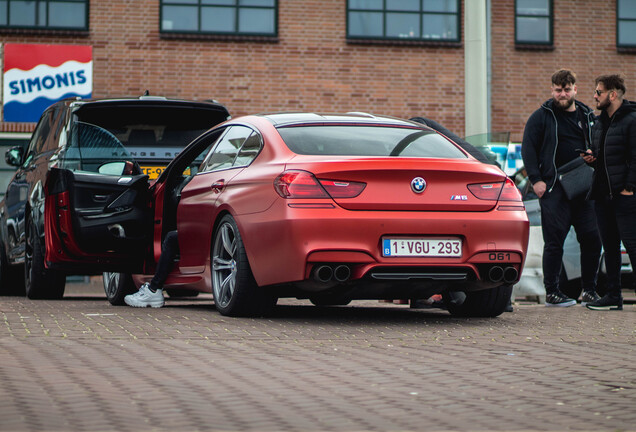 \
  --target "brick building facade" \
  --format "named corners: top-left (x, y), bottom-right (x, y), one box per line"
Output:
top-left (491, 0), bottom-right (635, 142)
top-left (1, 0), bottom-right (634, 143)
